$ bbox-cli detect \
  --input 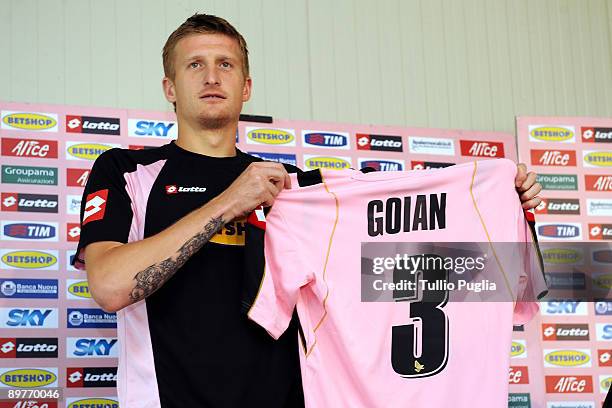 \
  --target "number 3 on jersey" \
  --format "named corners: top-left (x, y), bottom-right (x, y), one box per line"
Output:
top-left (391, 256), bottom-right (449, 378)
